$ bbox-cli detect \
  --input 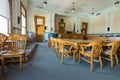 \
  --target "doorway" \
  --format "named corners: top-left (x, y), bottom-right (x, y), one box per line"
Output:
top-left (34, 16), bottom-right (45, 42)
